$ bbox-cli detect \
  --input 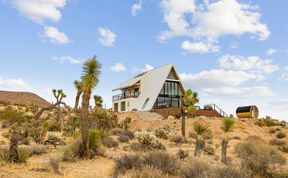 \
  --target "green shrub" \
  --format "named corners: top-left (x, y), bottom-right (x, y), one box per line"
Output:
top-left (88, 128), bottom-right (103, 150)
top-left (43, 120), bottom-right (61, 132)
top-left (154, 125), bottom-right (171, 139)
top-left (235, 136), bottom-right (286, 177)
top-left (222, 117), bottom-right (235, 132)
top-left (181, 159), bottom-right (209, 178)
top-left (144, 151), bottom-right (179, 175)
top-left (0, 106), bottom-right (25, 127)
top-left (127, 166), bottom-right (168, 178)
top-left (102, 137), bottom-right (118, 148)
top-left (193, 122), bottom-right (210, 136)
top-left (18, 148), bottom-right (30, 163)
top-left (90, 108), bottom-right (118, 131)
